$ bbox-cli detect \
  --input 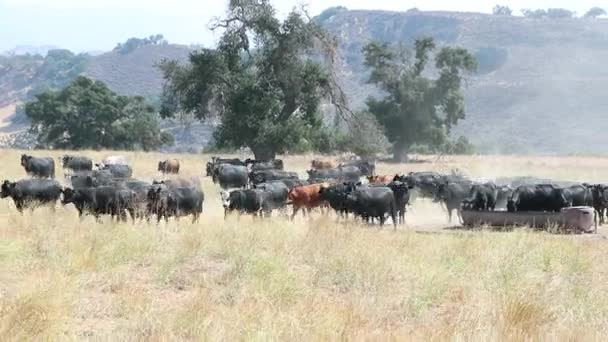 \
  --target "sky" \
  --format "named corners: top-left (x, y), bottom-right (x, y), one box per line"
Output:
top-left (0, 0), bottom-right (602, 53)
